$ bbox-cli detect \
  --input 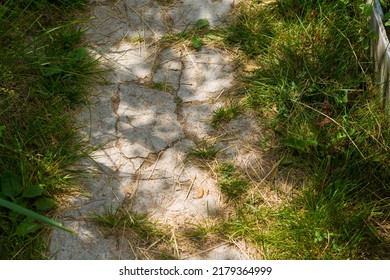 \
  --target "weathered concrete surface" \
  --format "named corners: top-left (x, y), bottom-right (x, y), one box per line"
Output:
top-left (50, 0), bottom-right (251, 259)
top-left (178, 47), bottom-right (235, 102)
